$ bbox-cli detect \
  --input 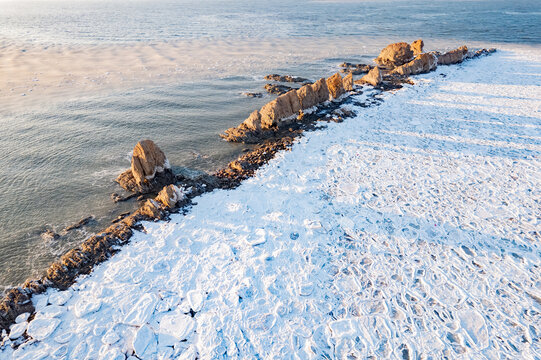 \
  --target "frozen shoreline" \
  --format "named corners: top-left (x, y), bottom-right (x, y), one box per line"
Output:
top-left (1, 48), bottom-right (540, 359)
